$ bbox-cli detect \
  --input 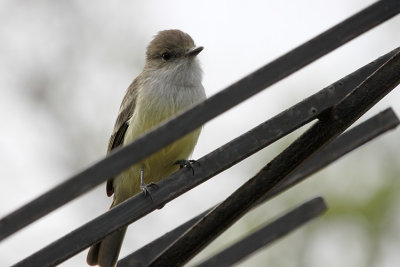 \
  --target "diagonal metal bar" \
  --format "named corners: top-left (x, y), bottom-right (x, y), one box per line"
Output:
top-left (147, 49), bottom-right (400, 266)
top-left (117, 107), bottom-right (399, 267)
top-left (1, 0), bottom-right (399, 242)
top-left (13, 47), bottom-right (399, 267)
top-left (194, 197), bottom-right (327, 267)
